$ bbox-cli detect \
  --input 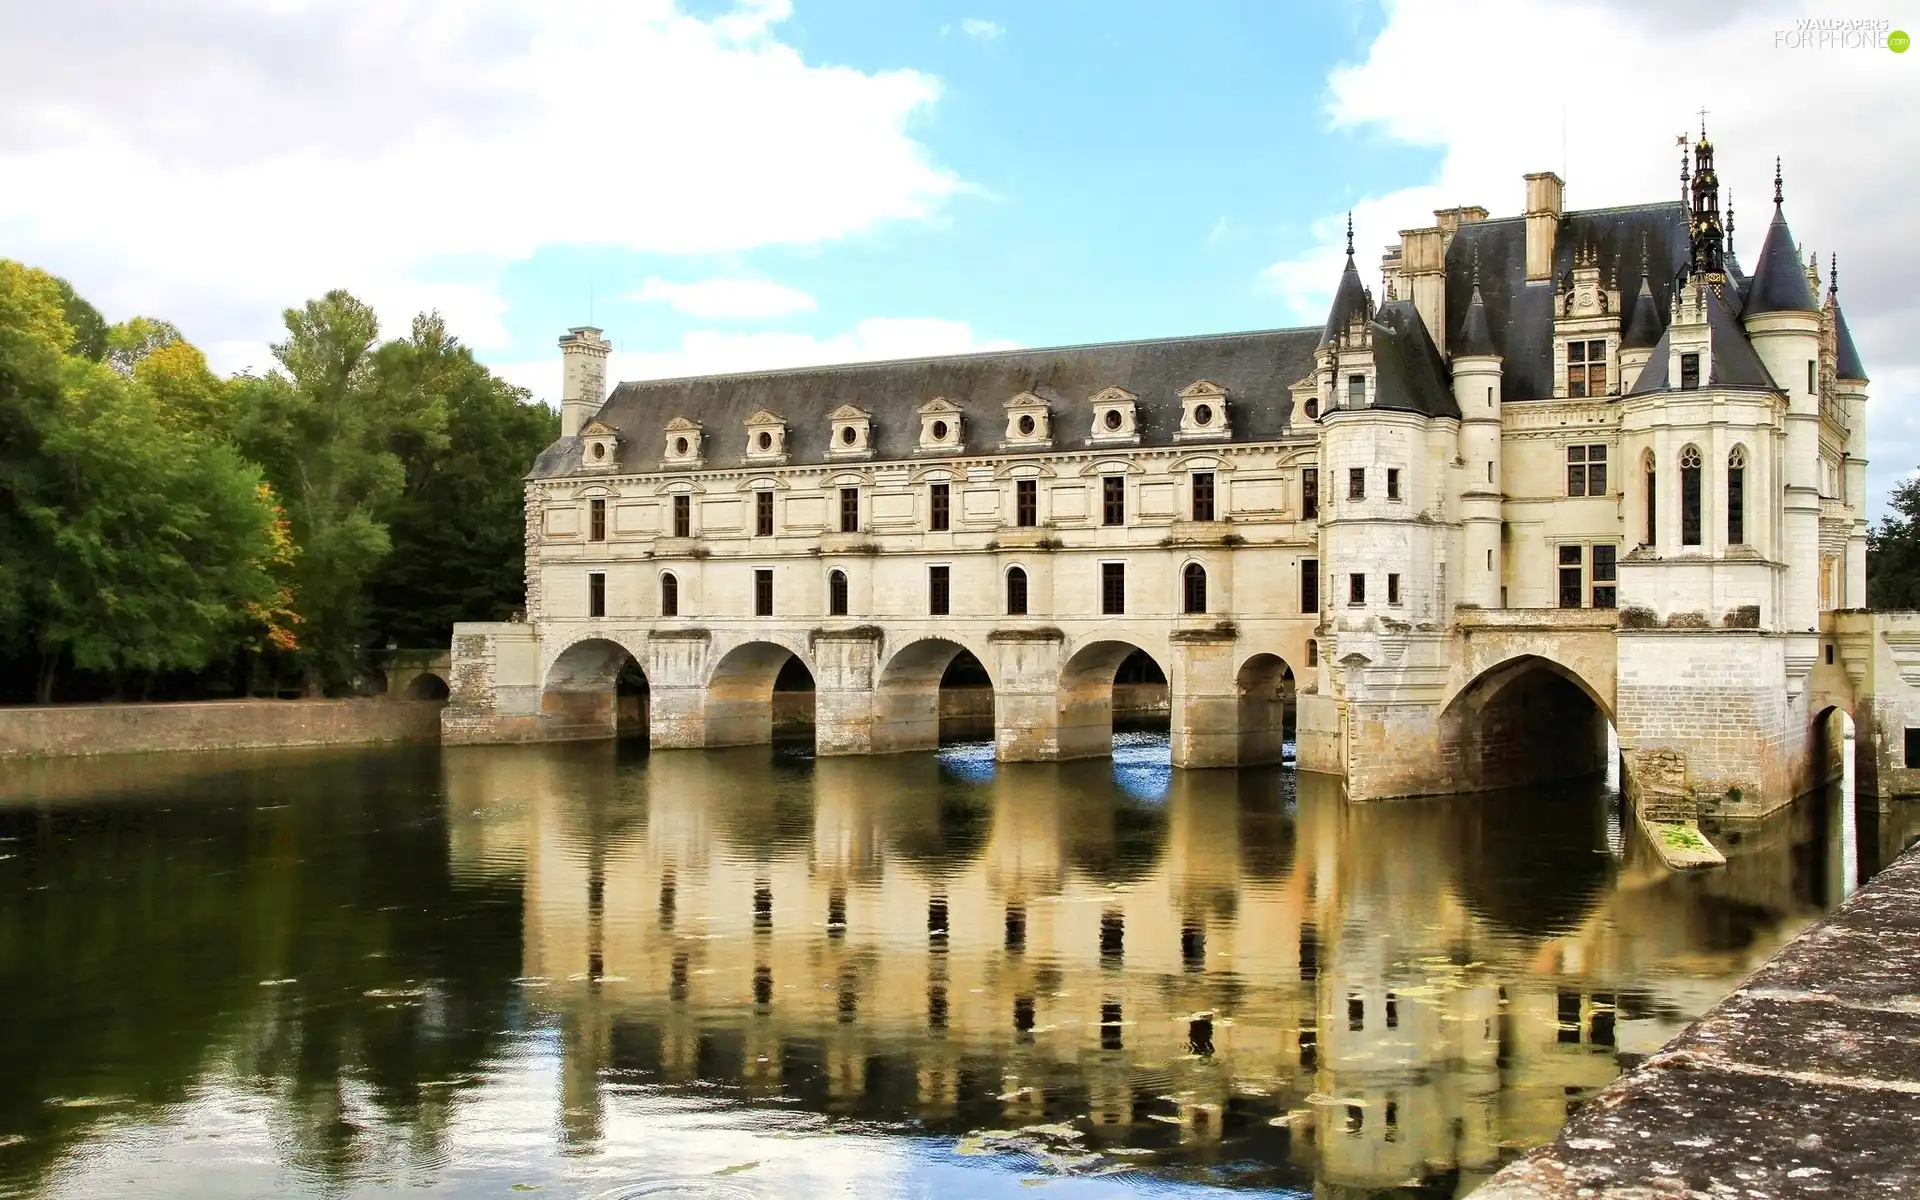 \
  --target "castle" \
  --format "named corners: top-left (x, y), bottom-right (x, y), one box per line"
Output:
top-left (444, 130), bottom-right (1920, 816)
